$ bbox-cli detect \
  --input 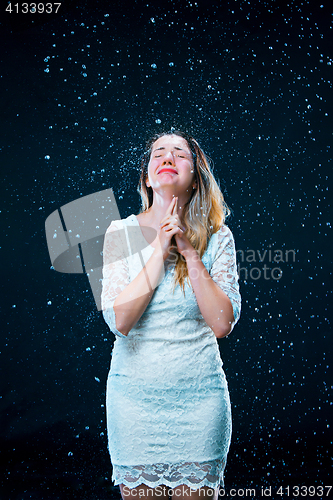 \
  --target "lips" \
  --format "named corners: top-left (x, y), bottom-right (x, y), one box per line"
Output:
top-left (158, 168), bottom-right (178, 174)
